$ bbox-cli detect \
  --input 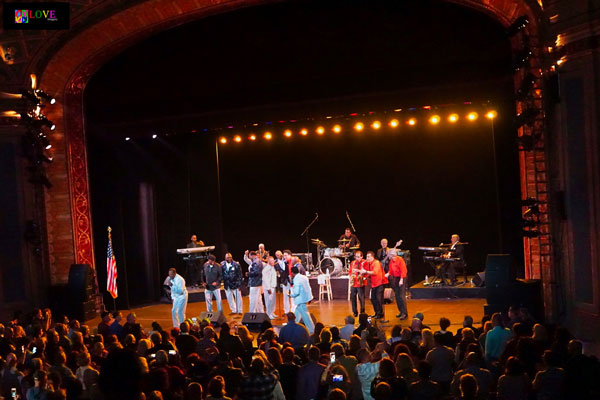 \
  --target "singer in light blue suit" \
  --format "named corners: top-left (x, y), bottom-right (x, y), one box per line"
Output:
top-left (168, 268), bottom-right (188, 327)
top-left (290, 266), bottom-right (314, 334)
